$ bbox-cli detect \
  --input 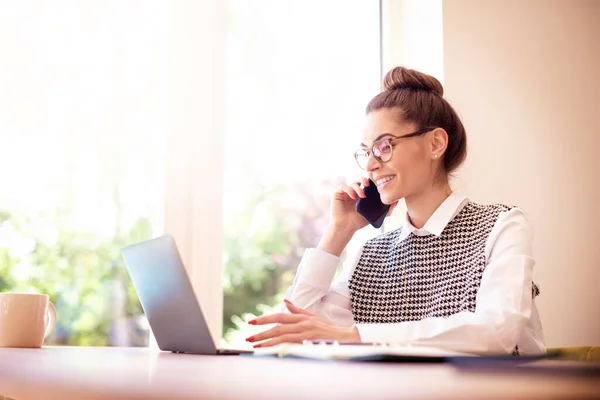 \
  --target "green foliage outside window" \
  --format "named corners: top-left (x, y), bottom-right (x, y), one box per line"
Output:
top-left (222, 178), bottom-right (335, 338)
top-left (0, 178), bottom-right (337, 346)
top-left (0, 210), bottom-right (152, 346)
